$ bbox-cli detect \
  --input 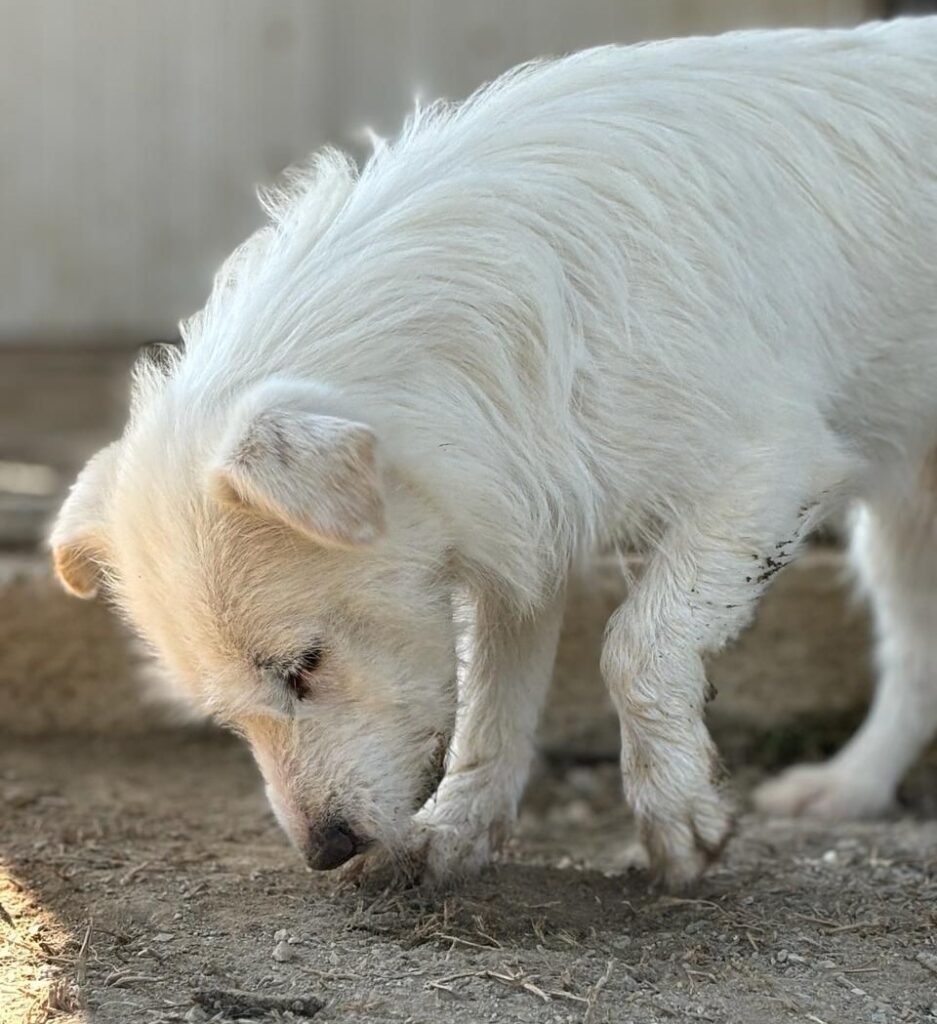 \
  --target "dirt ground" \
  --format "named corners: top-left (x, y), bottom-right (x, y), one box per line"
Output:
top-left (2, 720), bottom-right (936, 1024)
